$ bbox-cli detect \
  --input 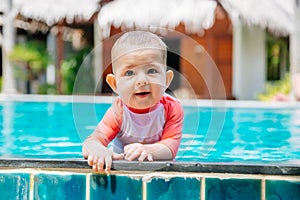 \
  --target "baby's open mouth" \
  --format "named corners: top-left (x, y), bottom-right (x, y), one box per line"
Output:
top-left (135, 91), bottom-right (151, 96)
